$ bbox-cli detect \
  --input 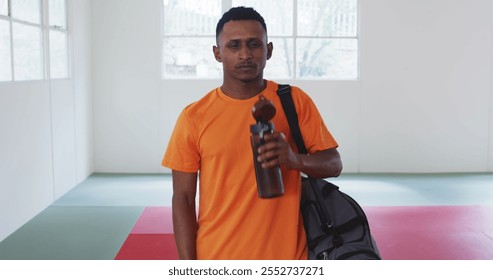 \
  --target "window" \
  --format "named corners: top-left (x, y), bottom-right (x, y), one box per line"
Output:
top-left (162, 0), bottom-right (358, 80)
top-left (162, 0), bottom-right (222, 79)
top-left (0, 17), bottom-right (12, 81)
top-left (0, 0), bottom-right (69, 82)
top-left (49, 0), bottom-right (68, 79)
